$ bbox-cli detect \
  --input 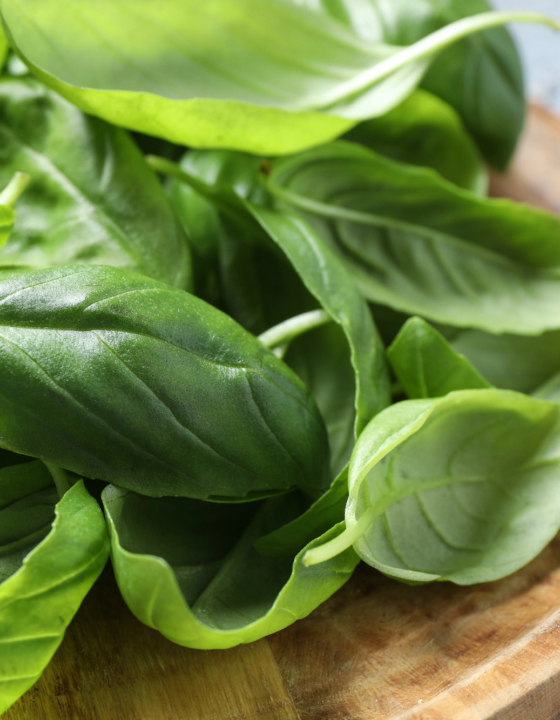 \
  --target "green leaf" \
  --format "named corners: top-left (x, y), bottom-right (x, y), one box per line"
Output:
top-left (0, 171), bottom-right (28, 253)
top-left (283, 325), bottom-right (364, 475)
top-left (0, 265), bottom-right (330, 501)
top-left (534, 373), bottom-right (560, 405)
top-left (255, 465), bottom-right (349, 558)
top-left (388, 317), bottom-right (491, 398)
top-left (344, 89), bottom-right (487, 194)
top-left (0, 78), bottom-right (192, 290)
top-left (448, 327), bottom-right (560, 395)
top-left (0, 470), bottom-right (109, 714)
top-left (248, 206), bottom-right (391, 436)
top-left (0, 24), bottom-right (7, 73)
top-left (102, 484), bottom-right (358, 649)
top-left (0, 0), bottom-right (552, 154)
top-left (266, 141), bottom-right (560, 334)
top-left (299, 0), bottom-right (526, 169)
top-left (305, 389), bottom-right (560, 586)
top-left (365, 302), bottom-right (560, 396)
top-left (164, 150), bottom-right (390, 474)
